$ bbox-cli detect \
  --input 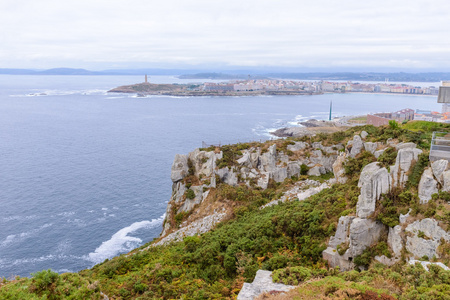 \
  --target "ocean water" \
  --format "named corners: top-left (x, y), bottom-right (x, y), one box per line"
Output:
top-left (0, 75), bottom-right (442, 278)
